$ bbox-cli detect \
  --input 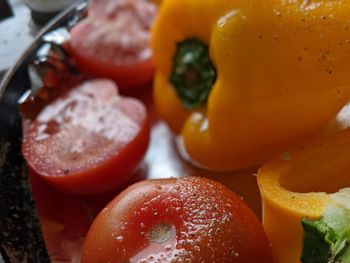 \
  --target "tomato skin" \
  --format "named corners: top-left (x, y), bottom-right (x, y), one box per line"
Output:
top-left (22, 79), bottom-right (150, 196)
top-left (69, 39), bottom-right (154, 89)
top-left (69, 0), bottom-right (157, 89)
top-left (38, 117), bottom-right (150, 196)
top-left (29, 167), bottom-right (127, 262)
top-left (81, 177), bottom-right (272, 263)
